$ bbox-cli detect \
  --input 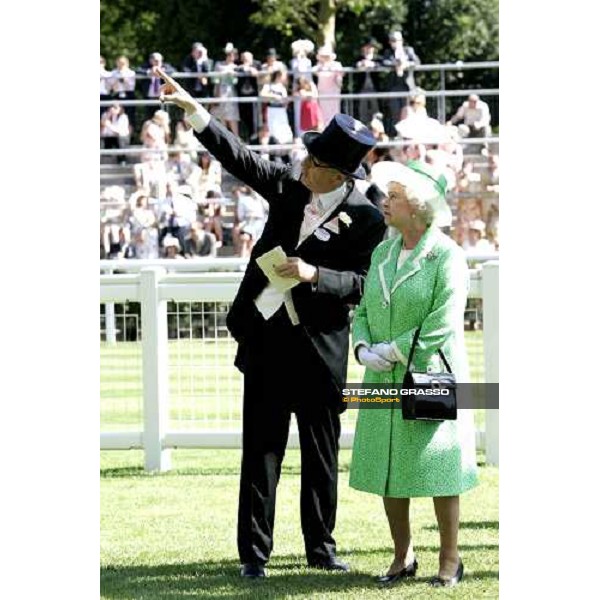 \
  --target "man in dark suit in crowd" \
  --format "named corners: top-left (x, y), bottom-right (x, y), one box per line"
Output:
top-left (181, 42), bottom-right (214, 99)
top-left (381, 31), bottom-right (420, 135)
top-left (157, 67), bottom-right (386, 579)
top-left (236, 51), bottom-right (262, 141)
top-left (354, 37), bottom-right (384, 126)
top-left (137, 52), bottom-right (176, 123)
